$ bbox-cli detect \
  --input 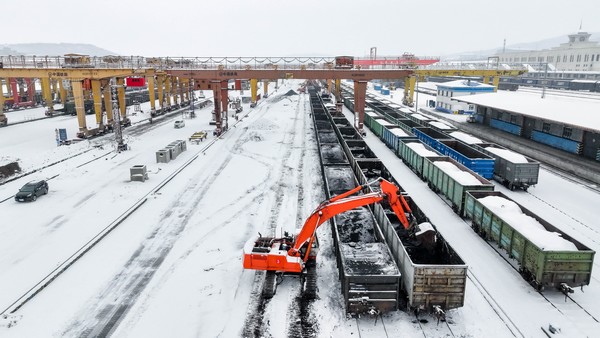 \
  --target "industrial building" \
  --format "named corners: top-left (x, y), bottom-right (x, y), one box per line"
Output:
top-left (495, 30), bottom-right (600, 79)
top-left (434, 80), bottom-right (495, 114)
top-left (454, 91), bottom-right (600, 162)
